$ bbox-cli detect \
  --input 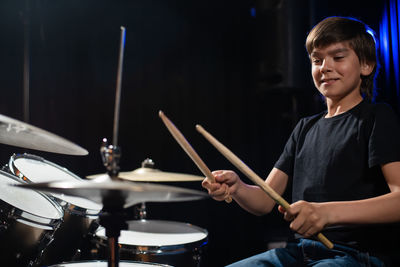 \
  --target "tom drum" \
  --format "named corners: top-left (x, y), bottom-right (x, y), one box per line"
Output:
top-left (8, 153), bottom-right (103, 265)
top-left (0, 170), bottom-right (64, 266)
top-left (89, 220), bottom-right (208, 267)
